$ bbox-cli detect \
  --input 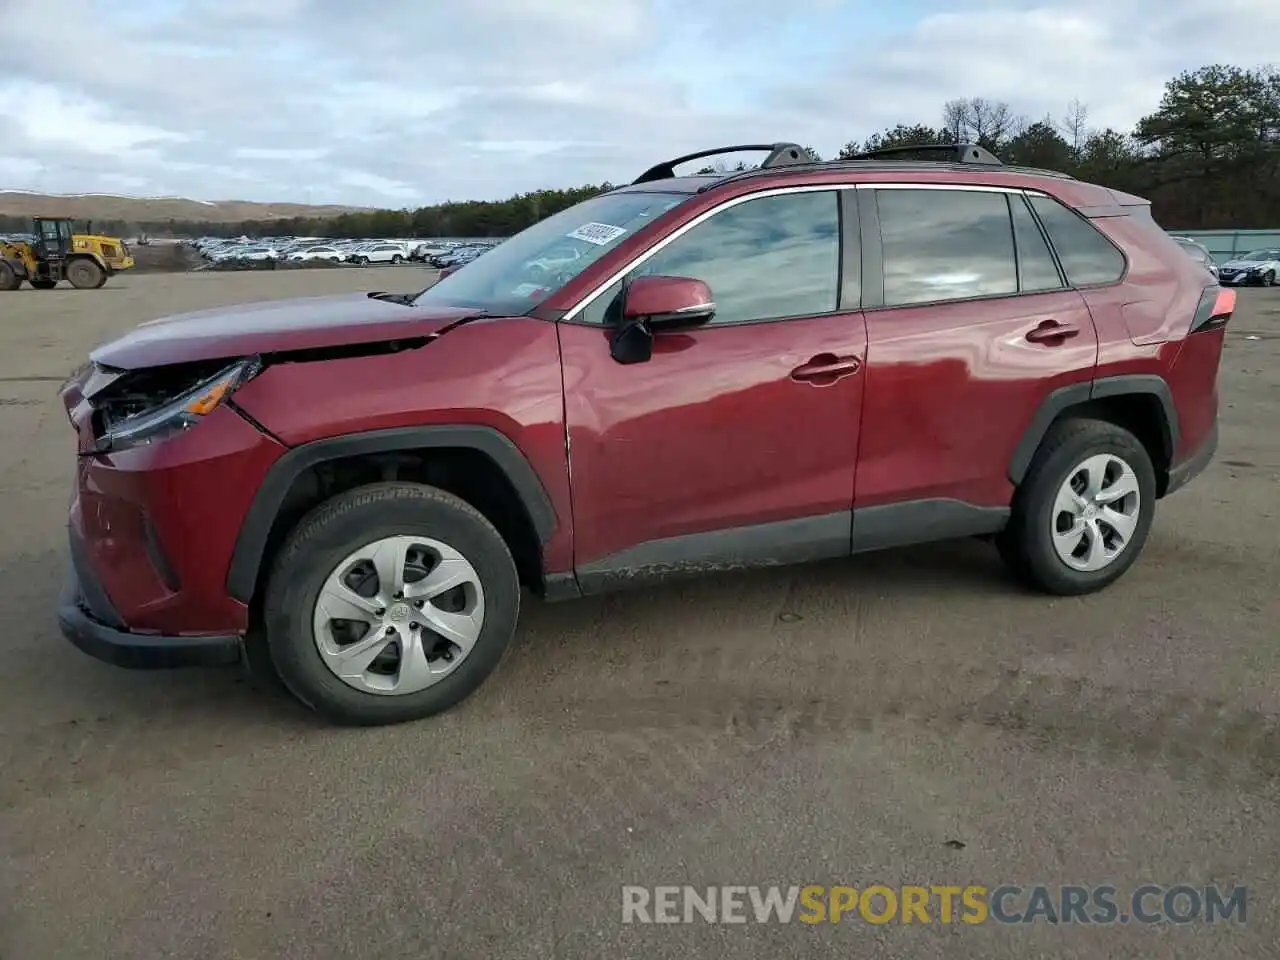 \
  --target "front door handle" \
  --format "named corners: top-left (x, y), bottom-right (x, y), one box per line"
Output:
top-left (1025, 320), bottom-right (1080, 344)
top-left (790, 353), bottom-right (862, 385)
